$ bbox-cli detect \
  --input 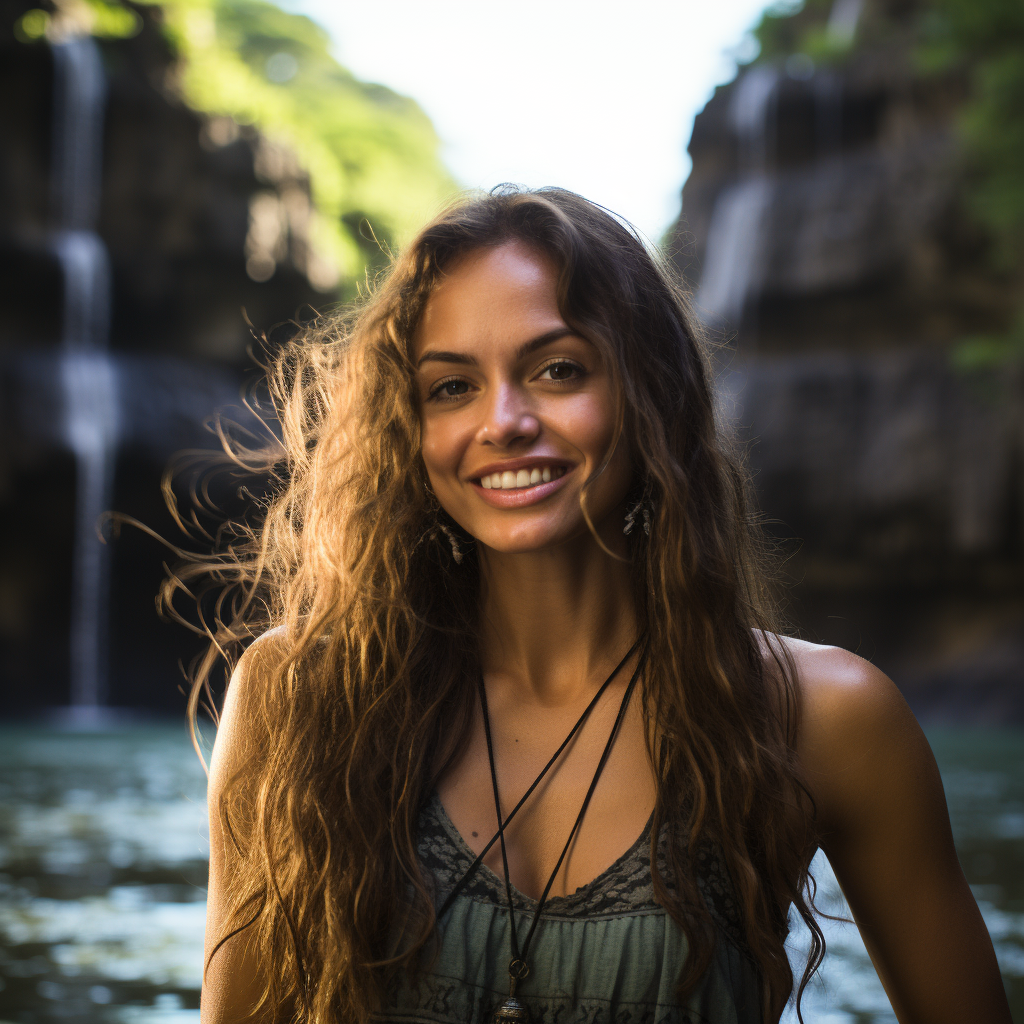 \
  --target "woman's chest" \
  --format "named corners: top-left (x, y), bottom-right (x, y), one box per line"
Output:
top-left (436, 692), bottom-right (657, 901)
top-left (384, 797), bottom-right (762, 1024)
